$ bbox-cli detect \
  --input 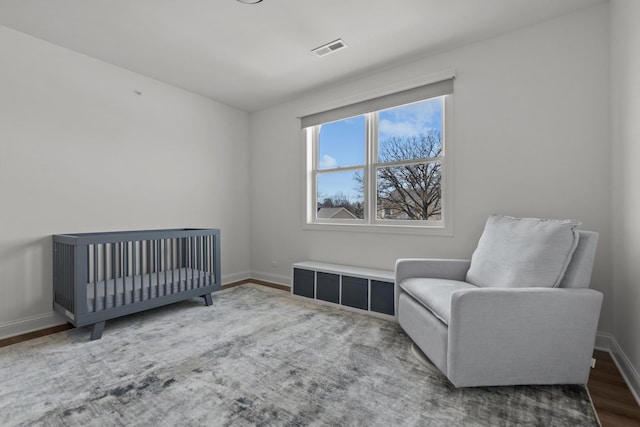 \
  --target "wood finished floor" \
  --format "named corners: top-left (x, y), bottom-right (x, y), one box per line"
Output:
top-left (1, 290), bottom-right (639, 426)
top-left (590, 350), bottom-right (640, 426)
